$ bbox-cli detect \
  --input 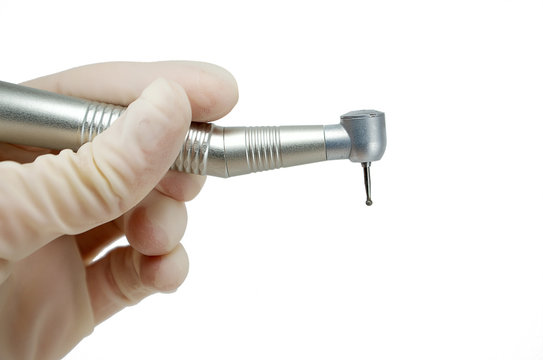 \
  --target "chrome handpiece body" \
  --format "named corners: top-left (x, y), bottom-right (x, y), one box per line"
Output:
top-left (0, 81), bottom-right (386, 202)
